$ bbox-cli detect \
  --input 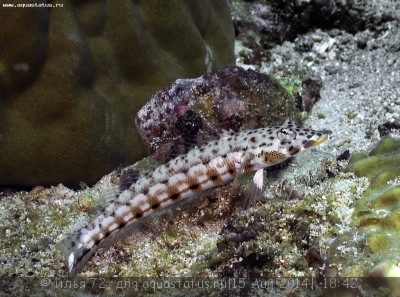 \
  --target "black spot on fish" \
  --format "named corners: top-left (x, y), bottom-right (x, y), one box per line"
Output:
top-left (222, 154), bottom-right (227, 158)
top-left (135, 213), bottom-right (143, 218)
top-left (290, 146), bottom-right (300, 155)
top-left (211, 175), bottom-right (218, 181)
top-left (151, 203), bottom-right (160, 209)
top-left (250, 136), bottom-right (256, 143)
top-left (190, 184), bottom-right (200, 190)
top-left (170, 193), bottom-right (180, 200)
